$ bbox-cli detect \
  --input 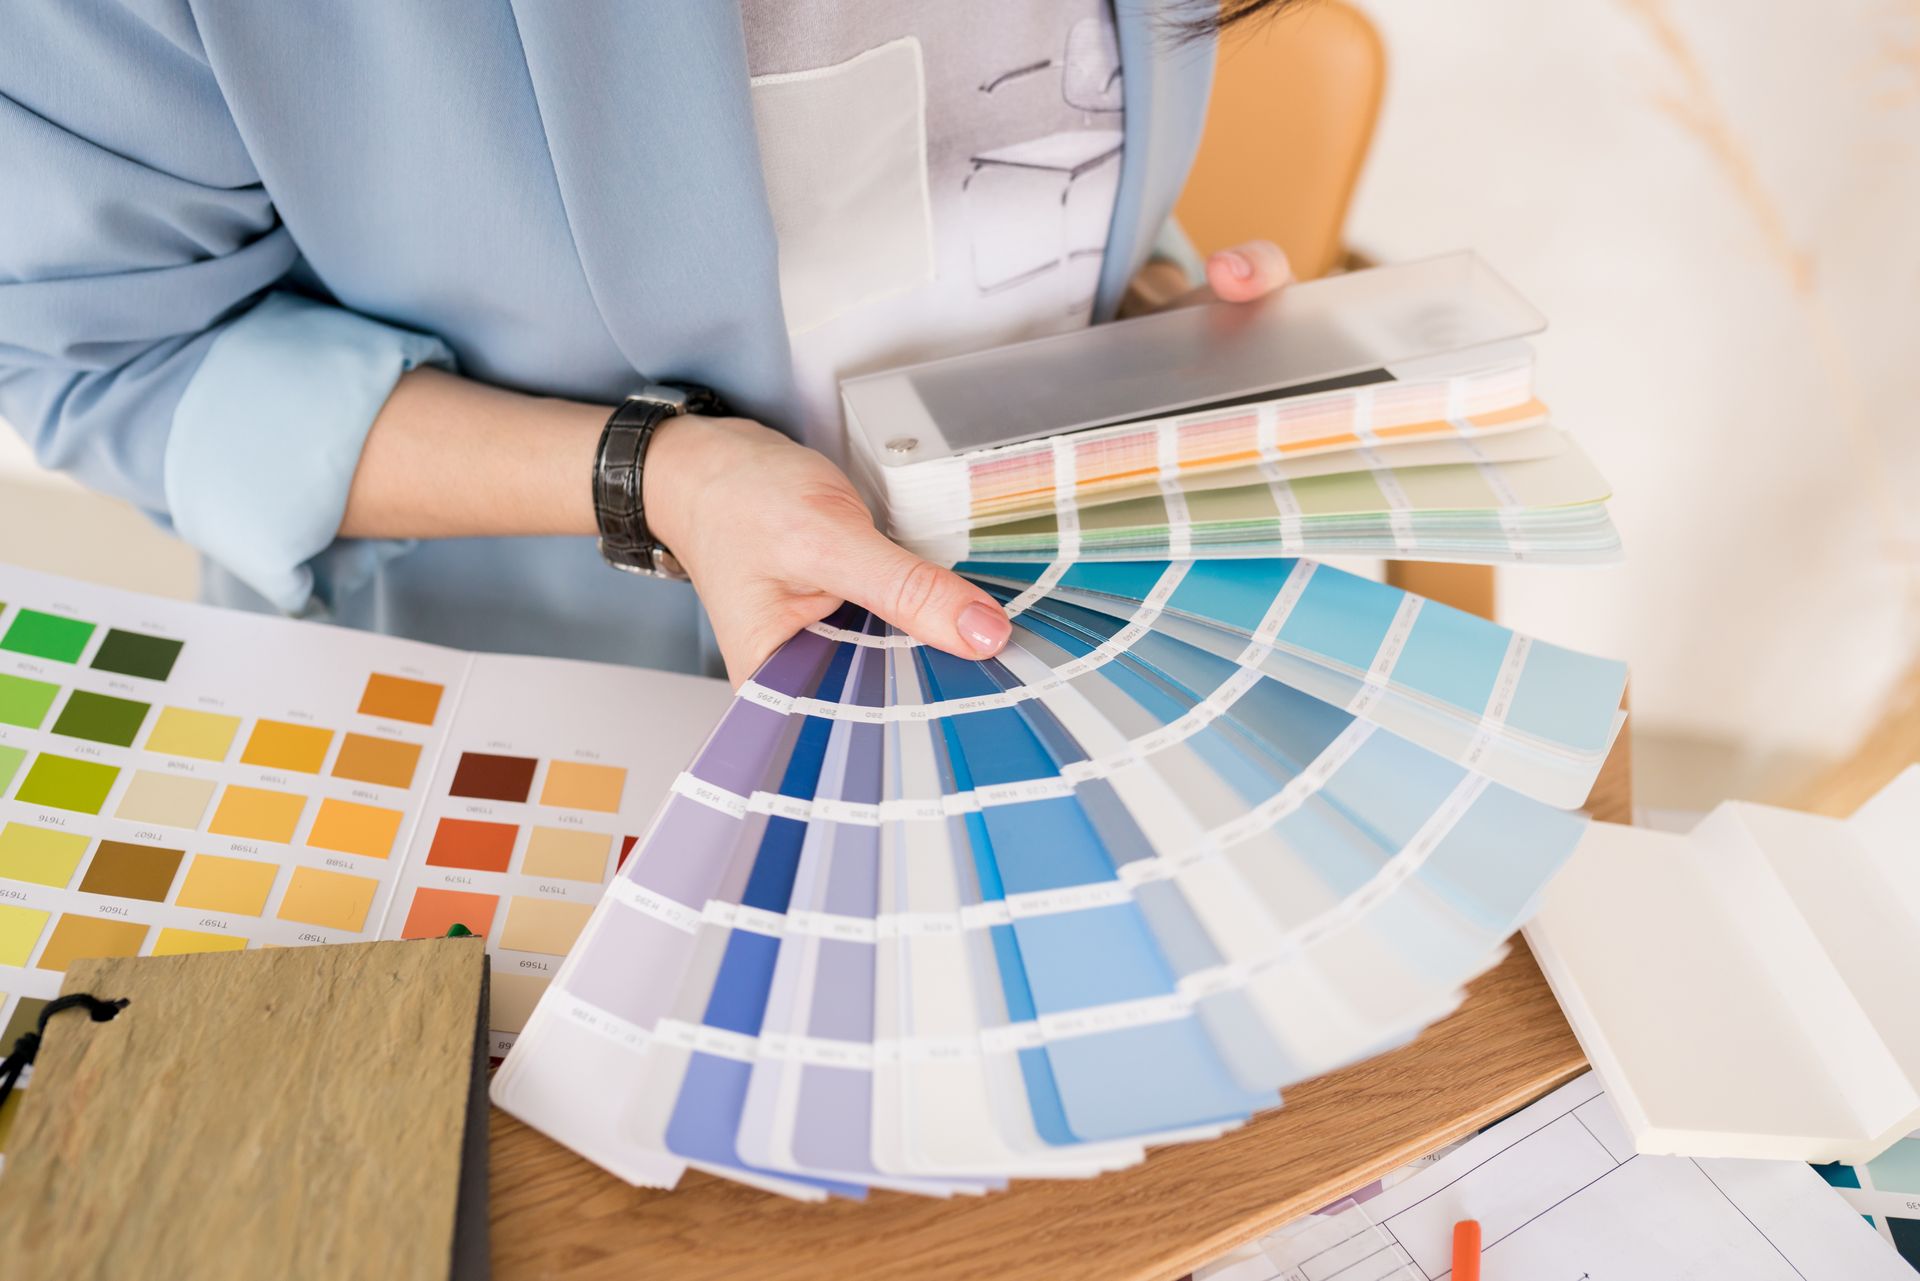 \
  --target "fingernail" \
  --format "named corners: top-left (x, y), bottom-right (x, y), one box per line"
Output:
top-left (1217, 250), bottom-right (1254, 280)
top-left (958, 602), bottom-right (1011, 657)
